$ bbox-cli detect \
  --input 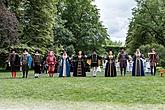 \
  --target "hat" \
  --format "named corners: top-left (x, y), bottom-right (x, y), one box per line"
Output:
top-left (23, 48), bottom-right (28, 52)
